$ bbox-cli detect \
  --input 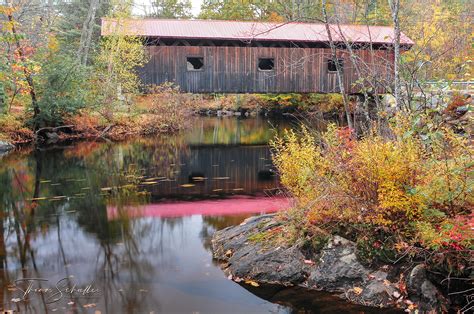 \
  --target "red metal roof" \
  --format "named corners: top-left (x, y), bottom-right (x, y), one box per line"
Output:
top-left (101, 18), bottom-right (414, 46)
